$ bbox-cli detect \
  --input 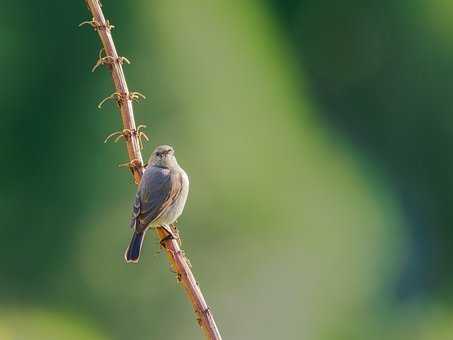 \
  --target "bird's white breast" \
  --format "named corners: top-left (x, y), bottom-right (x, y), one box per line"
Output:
top-left (154, 167), bottom-right (189, 226)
